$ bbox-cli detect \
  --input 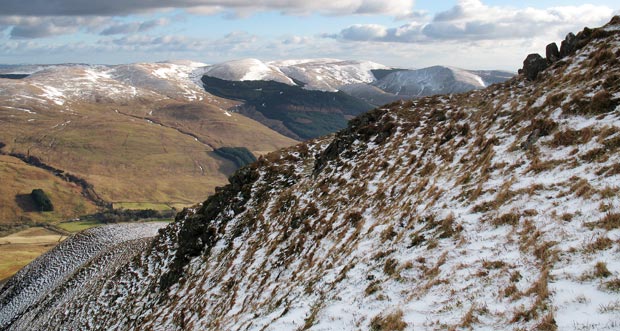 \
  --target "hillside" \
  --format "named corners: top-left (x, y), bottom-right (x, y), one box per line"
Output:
top-left (2, 16), bottom-right (620, 330)
top-left (0, 154), bottom-right (98, 233)
top-left (199, 59), bottom-right (511, 139)
top-left (0, 62), bottom-right (297, 224)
